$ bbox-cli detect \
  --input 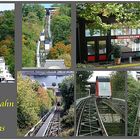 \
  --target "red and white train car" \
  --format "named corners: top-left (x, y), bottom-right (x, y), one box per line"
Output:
top-left (96, 76), bottom-right (112, 98)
